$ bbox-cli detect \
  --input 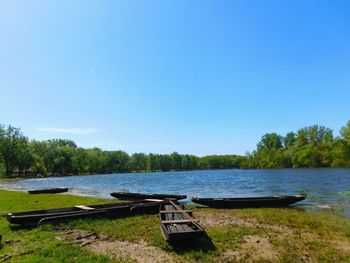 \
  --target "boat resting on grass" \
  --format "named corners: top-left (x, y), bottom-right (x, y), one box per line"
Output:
top-left (7, 200), bottom-right (162, 226)
top-left (191, 195), bottom-right (306, 208)
top-left (110, 192), bottom-right (187, 201)
top-left (160, 201), bottom-right (205, 242)
top-left (28, 187), bottom-right (69, 194)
